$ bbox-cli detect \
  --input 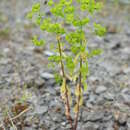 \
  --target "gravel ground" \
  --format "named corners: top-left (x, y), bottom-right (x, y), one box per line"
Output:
top-left (0, 0), bottom-right (130, 130)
